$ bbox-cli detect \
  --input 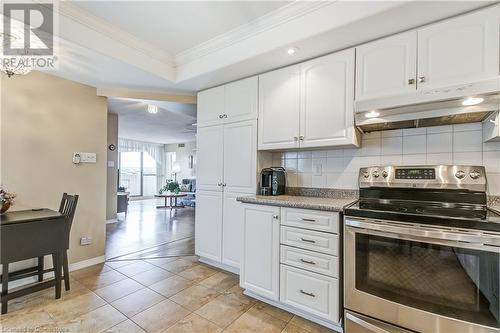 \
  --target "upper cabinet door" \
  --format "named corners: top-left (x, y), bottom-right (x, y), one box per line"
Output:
top-left (258, 65), bottom-right (301, 150)
top-left (225, 77), bottom-right (258, 123)
top-left (197, 85), bottom-right (225, 127)
top-left (355, 31), bottom-right (417, 100)
top-left (196, 125), bottom-right (224, 191)
top-left (300, 49), bottom-right (357, 148)
top-left (223, 120), bottom-right (257, 194)
top-left (417, 6), bottom-right (499, 90)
